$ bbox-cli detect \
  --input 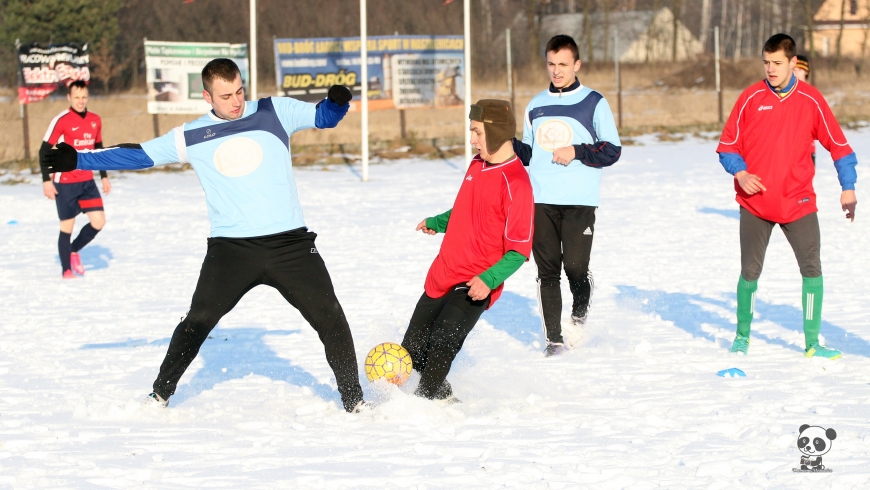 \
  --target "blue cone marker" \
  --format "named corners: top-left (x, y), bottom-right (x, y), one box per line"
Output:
top-left (717, 367), bottom-right (746, 377)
